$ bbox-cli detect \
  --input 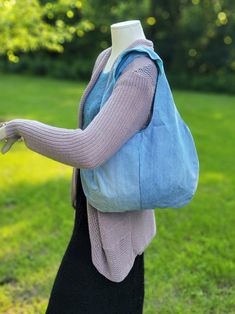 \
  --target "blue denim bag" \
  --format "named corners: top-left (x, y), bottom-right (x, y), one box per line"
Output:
top-left (80, 45), bottom-right (199, 212)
